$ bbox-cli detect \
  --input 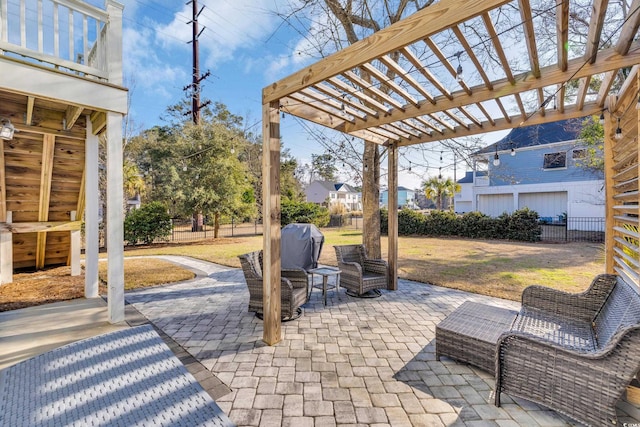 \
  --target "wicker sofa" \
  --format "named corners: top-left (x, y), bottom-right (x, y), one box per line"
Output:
top-left (238, 250), bottom-right (310, 320)
top-left (494, 274), bottom-right (640, 426)
top-left (437, 274), bottom-right (640, 426)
